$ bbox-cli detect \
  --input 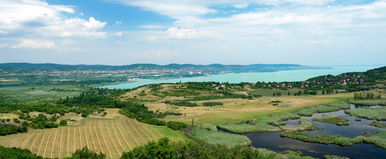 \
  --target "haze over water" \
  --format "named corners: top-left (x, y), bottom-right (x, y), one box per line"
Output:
top-left (103, 65), bottom-right (380, 89)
